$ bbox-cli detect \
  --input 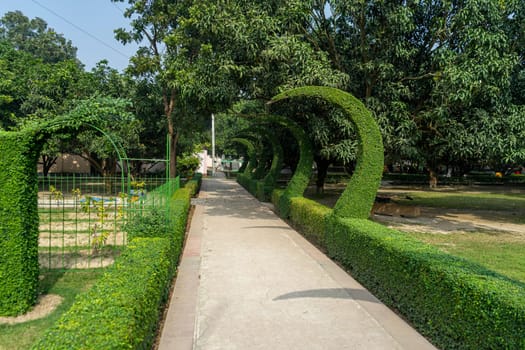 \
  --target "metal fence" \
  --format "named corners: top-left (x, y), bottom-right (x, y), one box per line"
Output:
top-left (38, 174), bottom-right (179, 270)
